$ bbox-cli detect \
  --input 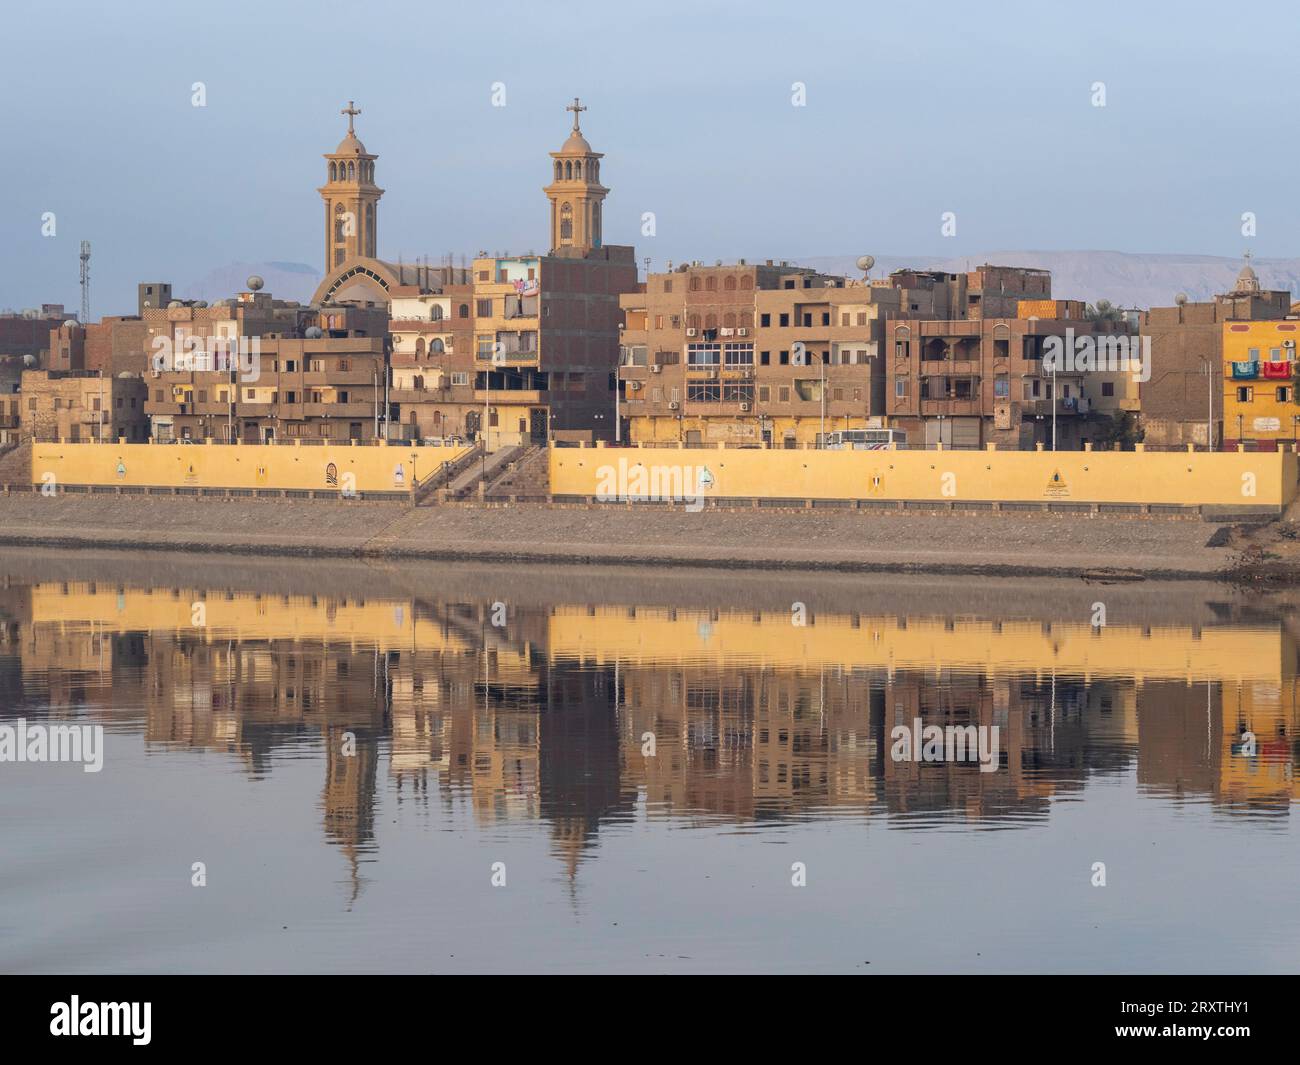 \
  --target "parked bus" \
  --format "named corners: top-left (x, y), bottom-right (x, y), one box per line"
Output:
top-left (822, 428), bottom-right (908, 450)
